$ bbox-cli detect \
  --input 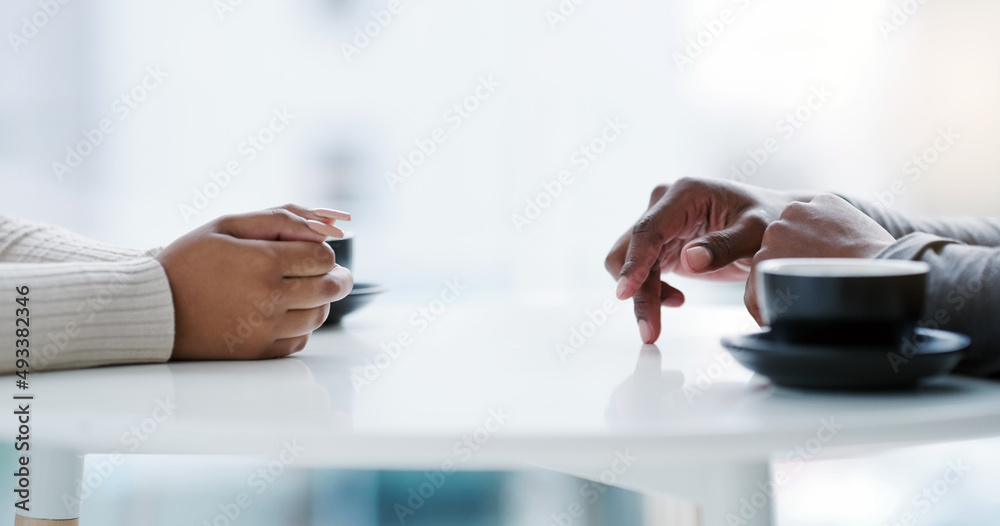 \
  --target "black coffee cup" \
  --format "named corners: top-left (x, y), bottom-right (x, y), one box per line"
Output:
top-left (757, 258), bottom-right (930, 346)
top-left (325, 233), bottom-right (353, 270)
